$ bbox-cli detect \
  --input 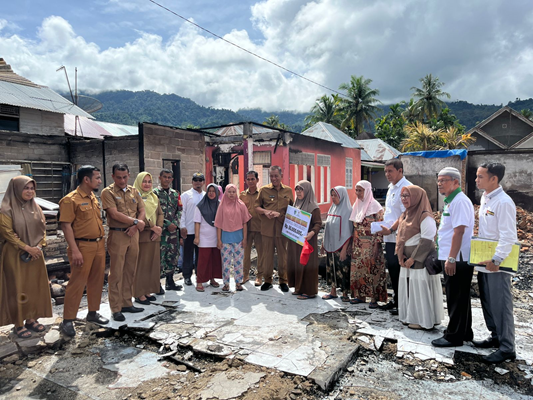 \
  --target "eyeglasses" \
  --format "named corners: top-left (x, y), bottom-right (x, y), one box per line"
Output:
top-left (400, 194), bottom-right (410, 199)
top-left (437, 178), bottom-right (453, 185)
top-left (192, 178), bottom-right (204, 182)
top-left (295, 187), bottom-right (304, 192)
